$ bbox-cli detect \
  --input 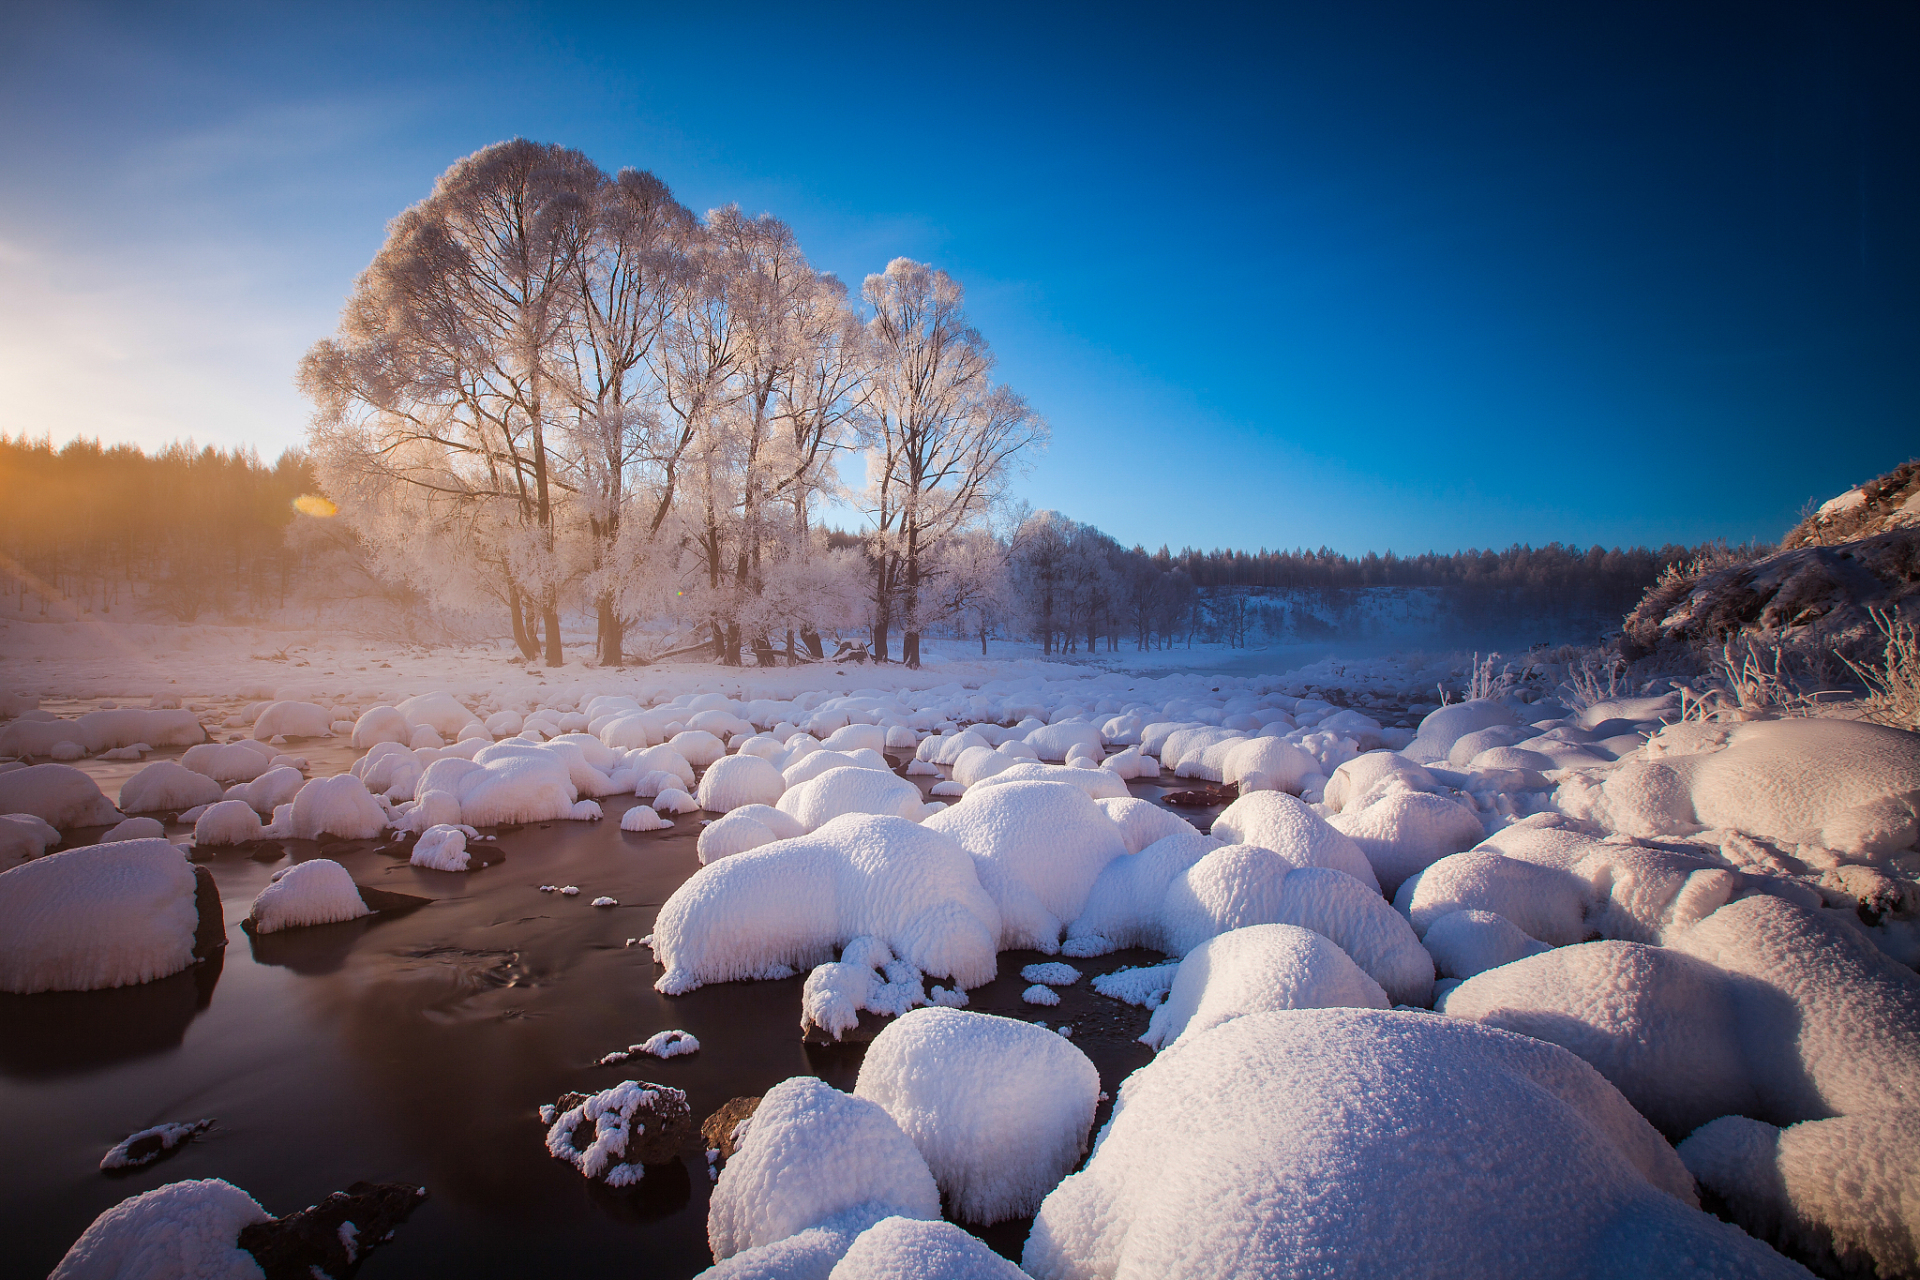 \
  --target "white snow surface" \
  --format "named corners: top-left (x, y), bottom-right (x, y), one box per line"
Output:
top-left (1142, 923), bottom-right (1390, 1050)
top-left (1093, 796), bottom-right (1193, 855)
top-left (248, 858), bottom-right (369, 934)
top-left (0, 763), bottom-right (122, 828)
top-left (119, 761), bottom-right (224, 814)
top-left (1089, 962), bottom-right (1181, 1009)
top-left (191, 800), bottom-right (263, 847)
top-left (777, 767), bottom-right (928, 833)
top-left (709, 1076), bottom-right (940, 1262)
top-left (410, 824), bottom-right (471, 871)
top-left (1418, 907), bottom-right (1551, 980)
top-left (415, 741), bottom-right (577, 827)
top-left (698, 754), bottom-right (787, 813)
top-left (1207, 791), bottom-right (1380, 892)
top-left (855, 1008), bottom-right (1100, 1224)
top-left (1327, 787), bottom-right (1487, 898)
top-left (250, 700), bottom-right (333, 740)
top-left (968, 762), bottom-right (1129, 801)
top-left (282, 774), bottom-right (386, 840)
top-left (50, 1178), bottom-right (270, 1280)
top-left (1, 811), bottom-right (60, 861)
top-left (0, 707), bottom-right (204, 758)
top-left (620, 804), bottom-right (673, 832)
top-left (1063, 830), bottom-right (1221, 957)
top-left (699, 804), bottom-right (806, 862)
top-left (1021, 1008), bottom-right (1811, 1280)
top-left (652, 814), bottom-right (1000, 995)
top-left (826, 1216), bottom-right (1027, 1280)
top-left (0, 837), bottom-right (200, 993)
